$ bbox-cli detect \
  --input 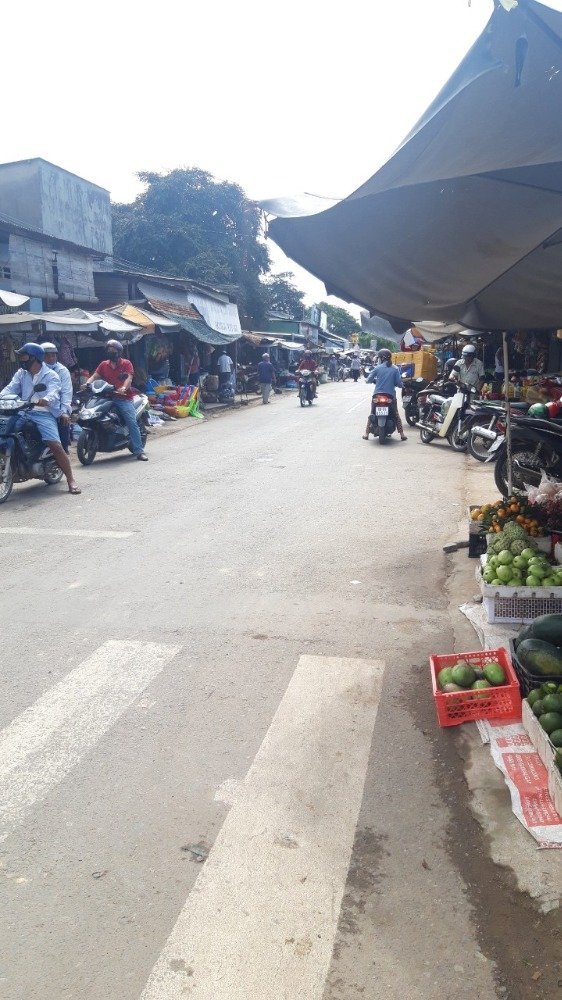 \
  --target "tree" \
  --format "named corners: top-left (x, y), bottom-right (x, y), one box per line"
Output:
top-left (316, 301), bottom-right (361, 339)
top-left (112, 168), bottom-right (271, 326)
top-left (359, 334), bottom-right (397, 351)
top-left (262, 272), bottom-right (305, 319)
